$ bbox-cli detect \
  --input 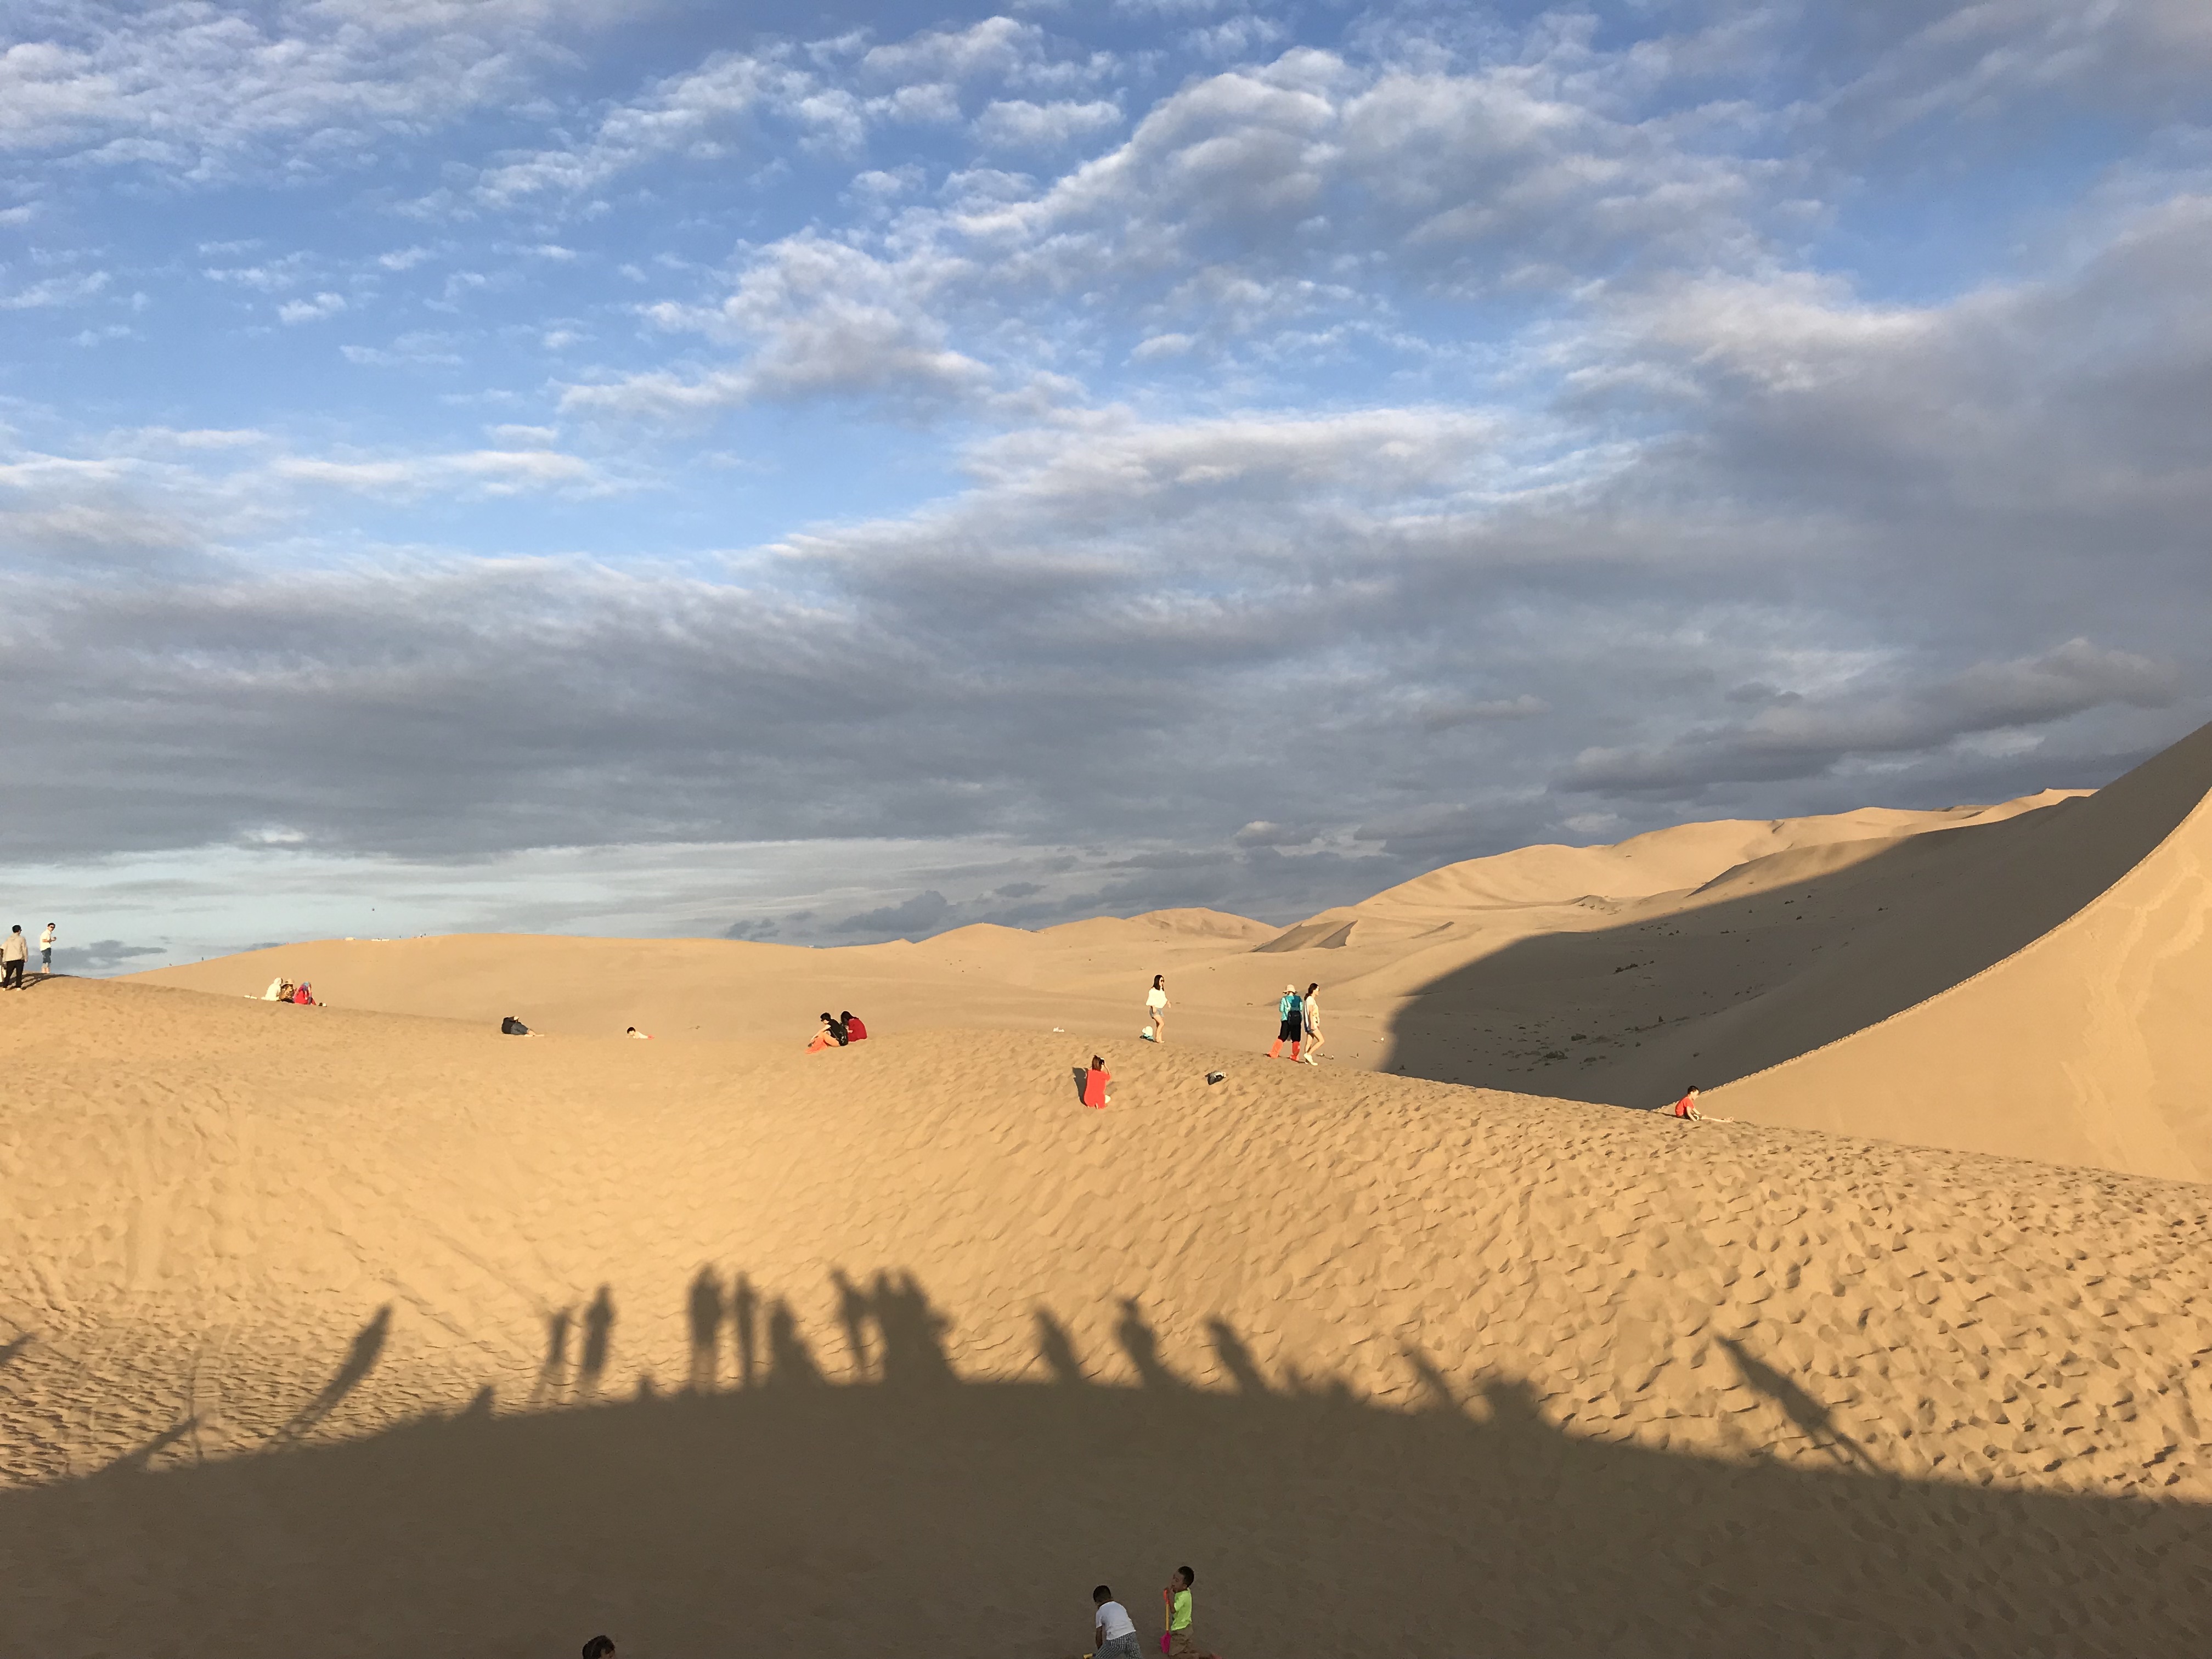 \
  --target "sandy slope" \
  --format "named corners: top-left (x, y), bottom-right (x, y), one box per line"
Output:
top-left (3, 976), bottom-right (2211, 1656)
